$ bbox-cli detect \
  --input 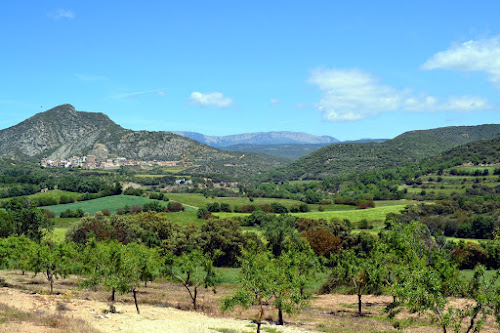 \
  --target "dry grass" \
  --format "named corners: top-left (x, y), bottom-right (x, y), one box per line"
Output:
top-left (1, 269), bottom-right (500, 332)
top-left (0, 302), bottom-right (99, 333)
